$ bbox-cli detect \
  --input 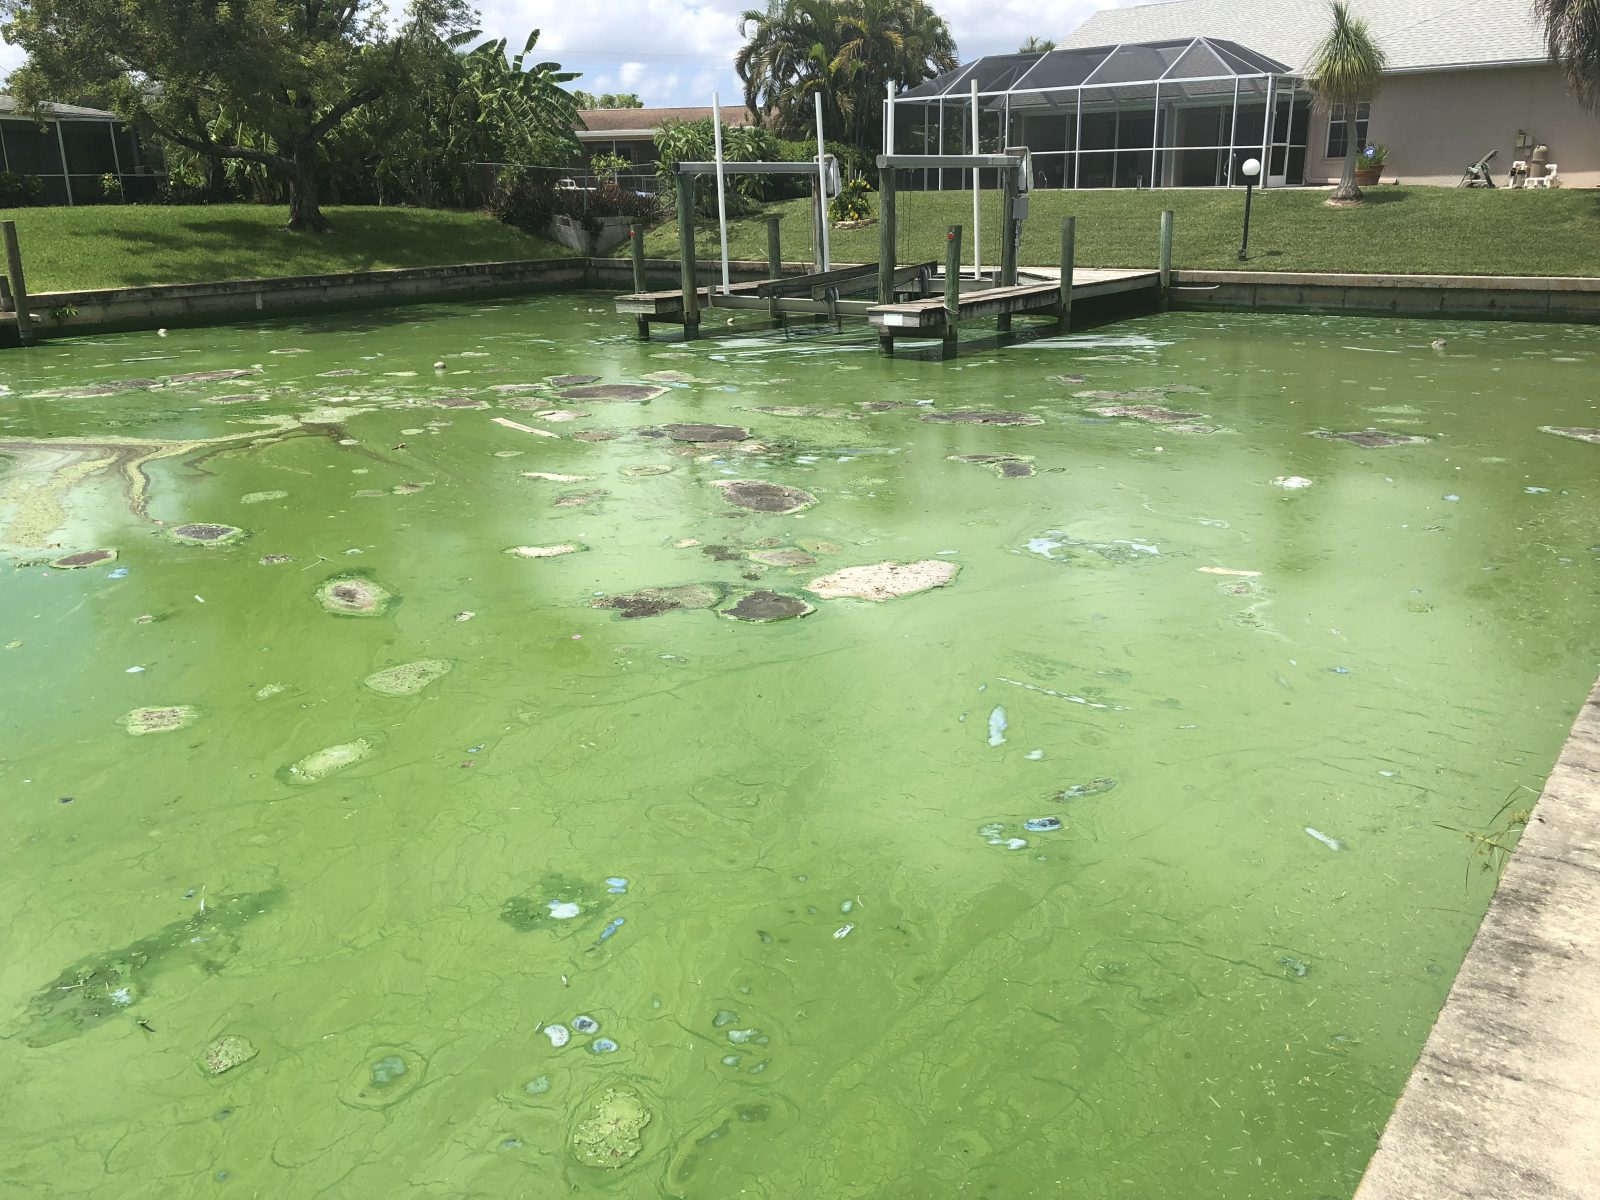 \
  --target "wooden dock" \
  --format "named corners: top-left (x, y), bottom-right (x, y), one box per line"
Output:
top-left (868, 268), bottom-right (1162, 353)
